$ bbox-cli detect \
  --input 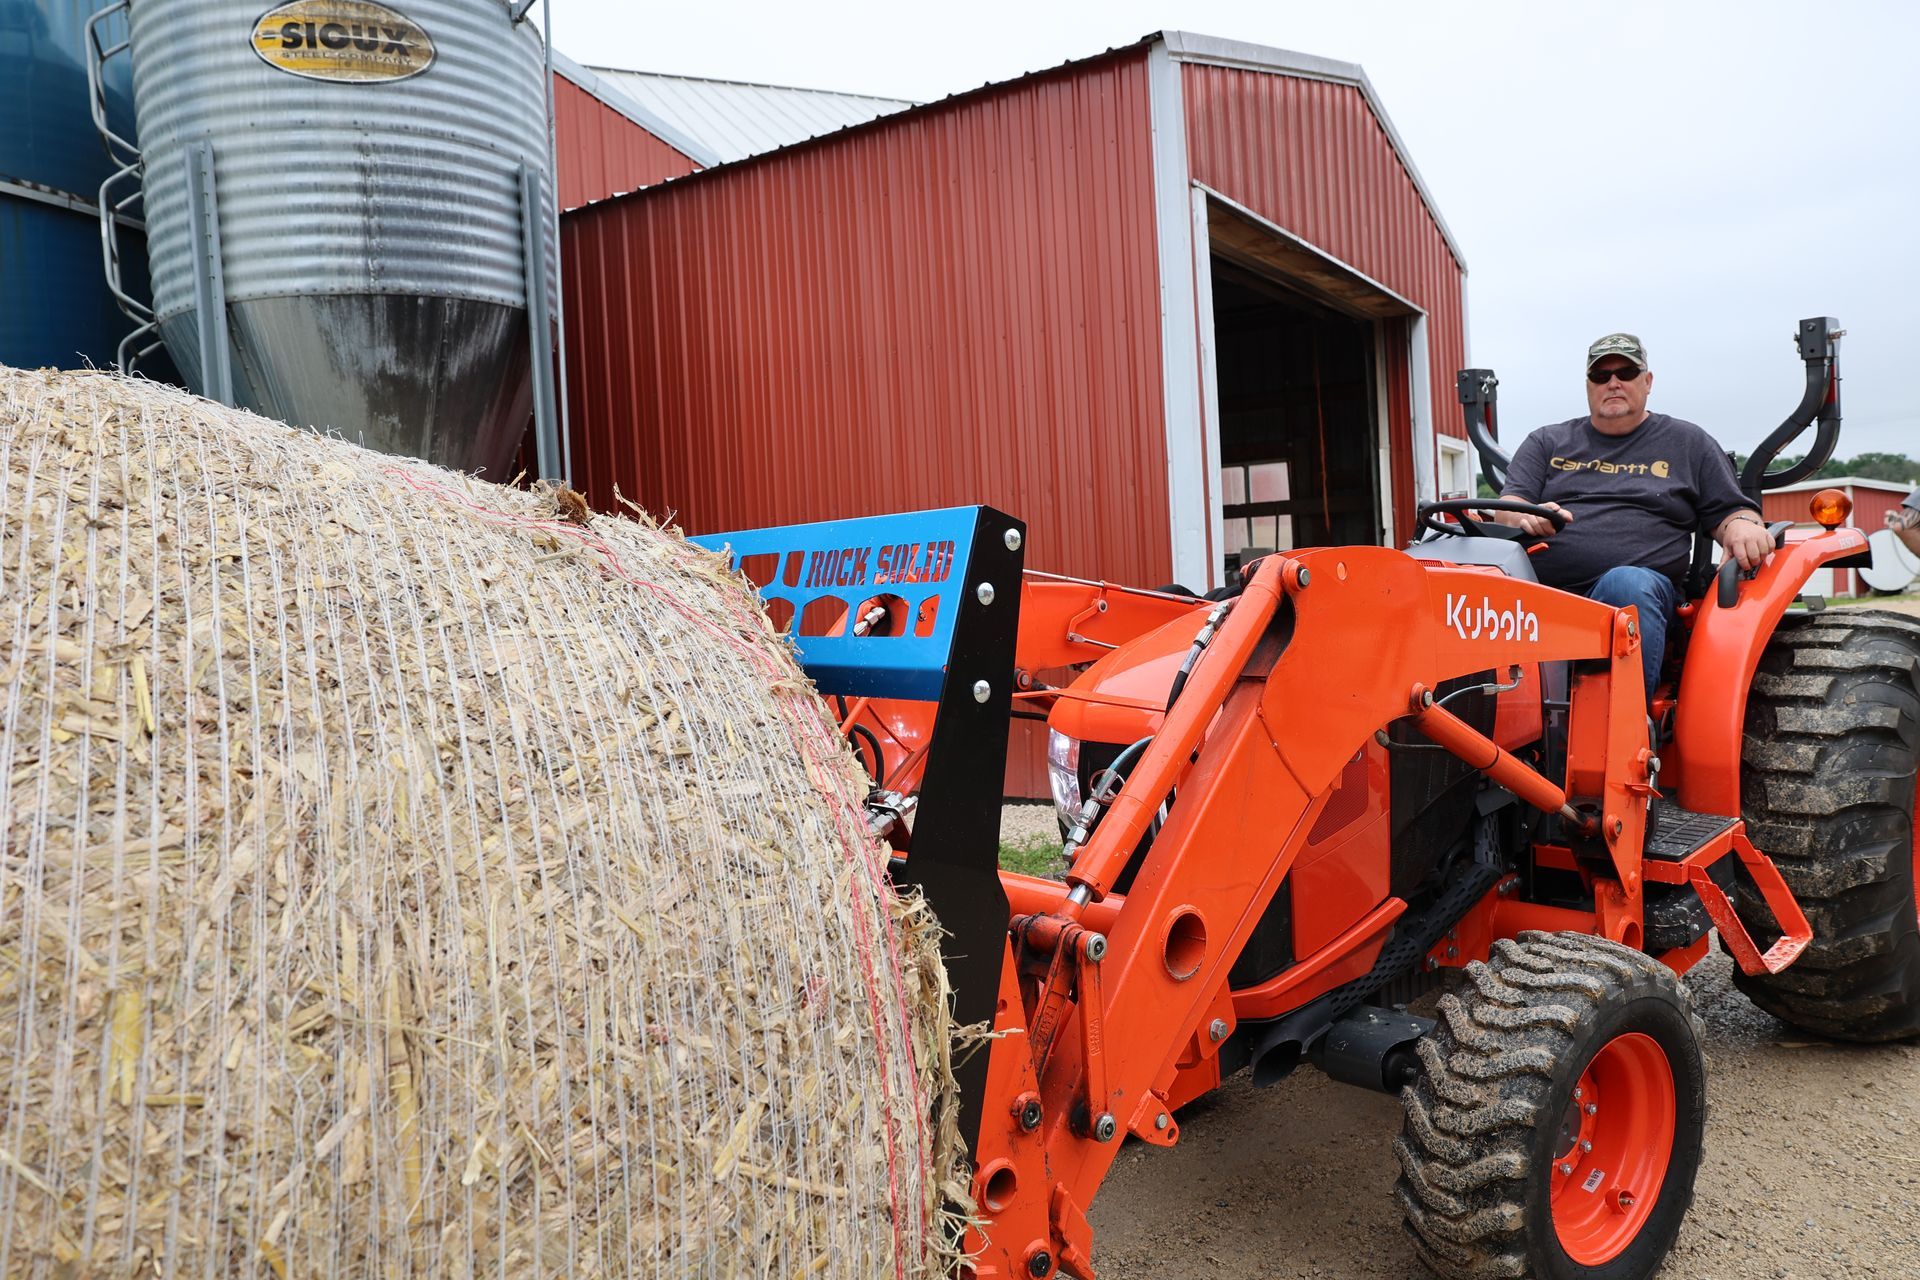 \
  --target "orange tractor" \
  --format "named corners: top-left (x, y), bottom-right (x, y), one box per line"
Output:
top-left (697, 317), bottom-right (1920, 1279)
